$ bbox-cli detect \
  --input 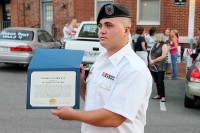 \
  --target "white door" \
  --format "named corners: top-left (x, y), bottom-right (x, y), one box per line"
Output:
top-left (41, 1), bottom-right (53, 35)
